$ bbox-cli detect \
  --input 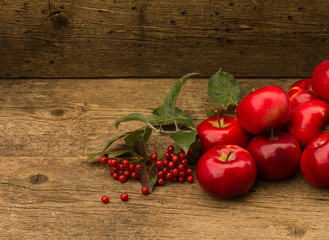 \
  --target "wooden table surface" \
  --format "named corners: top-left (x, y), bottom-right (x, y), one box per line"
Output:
top-left (1, 77), bottom-right (329, 240)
